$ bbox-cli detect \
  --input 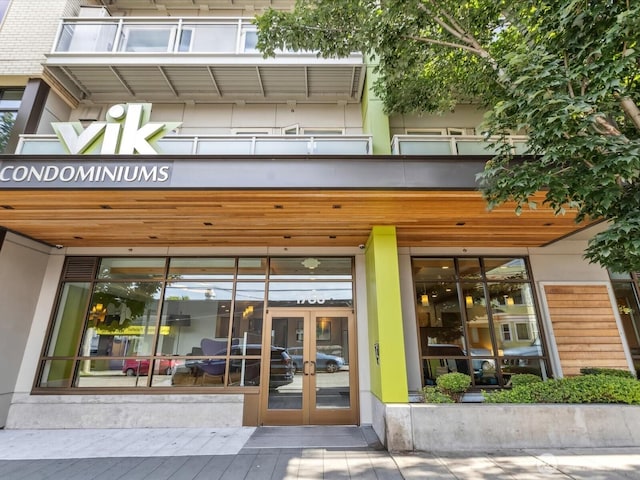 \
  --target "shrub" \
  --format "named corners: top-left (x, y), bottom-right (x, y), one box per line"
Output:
top-left (421, 386), bottom-right (454, 403)
top-left (580, 367), bottom-right (635, 379)
top-left (509, 374), bottom-right (543, 387)
top-left (436, 372), bottom-right (471, 402)
top-left (483, 374), bottom-right (640, 404)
